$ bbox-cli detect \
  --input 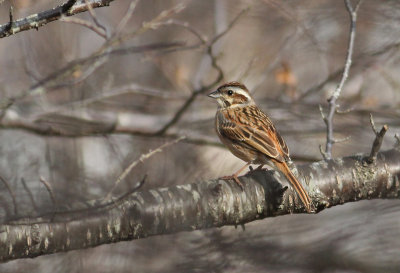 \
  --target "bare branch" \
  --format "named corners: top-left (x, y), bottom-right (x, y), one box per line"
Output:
top-left (331, 0), bottom-right (359, 100)
top-left (84, 0), bottom-right (108, 36)
top-left (155, 9), bottom-right (247, 136)
top-left (1, 149), bottom-right (400, 262)
top-left (102, 175), bottom-right (147, 206)
top-left (0, 3), bottom-right (187, 120)
top-left (299, 39), bottom-right (400, 101)
top-left (21, 178), bottom-right (38, 213)
top-left (369, 113), bottom-right (378, 134)
top-left (319, 104), bottom-right (327, 124)
top-left (319, 144), bottom-right (327, 160)
top-left (29, 83), bottom-right (185, 119)
top-left (395, 134), bottom-right (400, 148)
top-left (163, 19), bottom-right (207, 44)
top-left (60, 16), bottom-right (107, 39)
top-left (103, 136), bottom-right (185, 202)
top-left (102, 3), bottom-right (186, 51)
top-left (0, 175), bottom-right (18, 216)
top-left (9, 176), bottom-right (147, 226)
top-left (366, 113), bottom-right (388, 164)
top-left (0, 41), bottom-right (185, 122)
top-left (114, 0), bottom-right (139, 35)
top-left (263, 0), bottom-right (324, 54)
top-left (39, 176), bottom-right (57, 210)
top-left (208, 8), bottom-right (249, 45)
top-left (321, 0), bottom-right (362, 160)
top-left (0, 0), bottom-right (110, 38)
